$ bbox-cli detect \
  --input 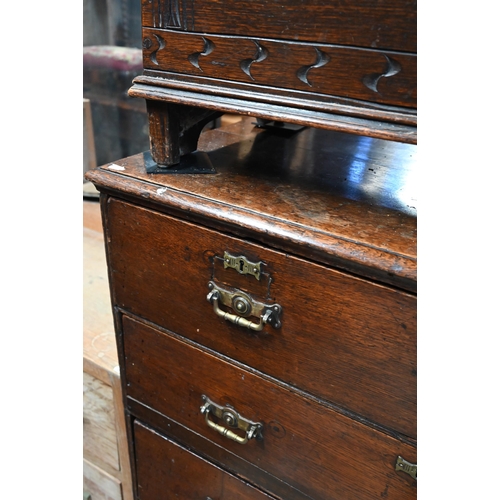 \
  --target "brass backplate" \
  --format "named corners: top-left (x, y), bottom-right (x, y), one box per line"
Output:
top-left (201, 395), bottom-right (263, 438)
top-left (208, 281), bottom-right (282, 329)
